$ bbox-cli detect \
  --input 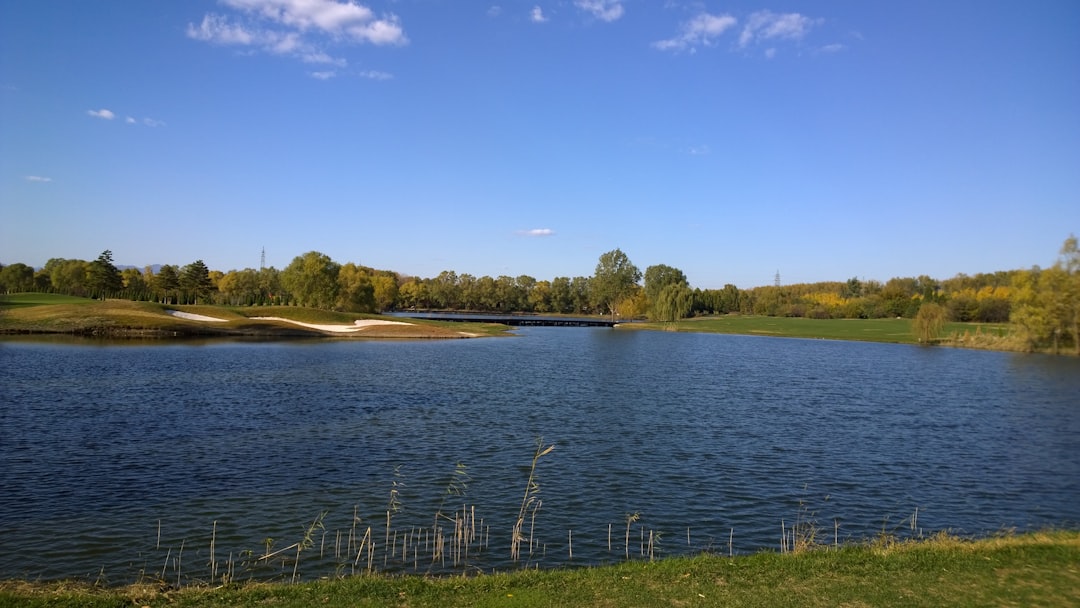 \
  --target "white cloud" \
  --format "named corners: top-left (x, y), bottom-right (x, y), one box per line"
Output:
top-left (126, 116), bottom-right (137, 124)
top-left (487, 6), bottom-right (502, 18)
top-left (188, 0), bottom-right (406, 69)
top-left (819, 43), bottom-right (846, 54)
top-left (653, 13), bottom-right (737, 52)
top-left (24, 175), bottom-right (52, 183)
top-left (574, 0), bottom-right (623, 22)
top-left (530, 6), bottom-right (547, 23)
top-left (310, 70), bottom-right (337, 80)
top-left (87, 108), bottom-right (115, 120)
top-left (186, 13), bottom-right (256, 45)
top-left (358, 69), bottom-right (392, 80)
top-left (142, 117), bottom-right (166, 127)
top-left (220, 0), bottom-right (407, 45)
top-left (739, 11), bottom-right (820, 49)
top-left (519, 228), bottom-right (555, 237)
